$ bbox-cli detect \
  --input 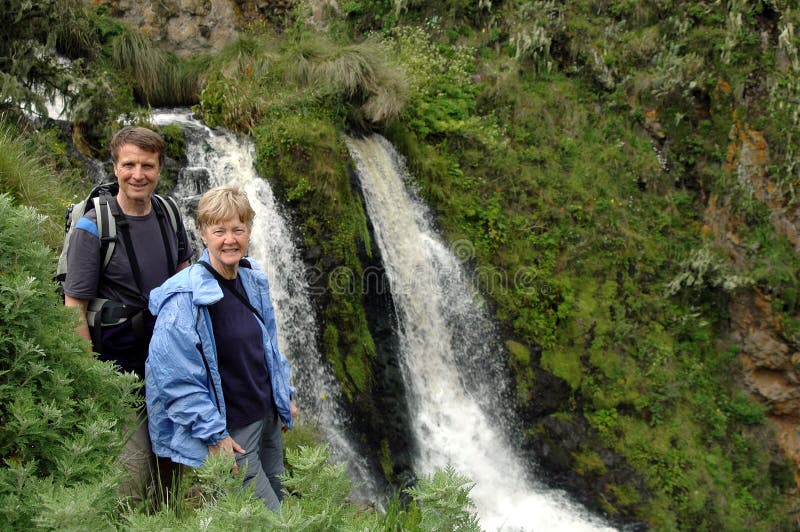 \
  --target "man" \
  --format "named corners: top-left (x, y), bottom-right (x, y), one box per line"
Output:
top-left (64, 126), bottom-right (193, 505)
